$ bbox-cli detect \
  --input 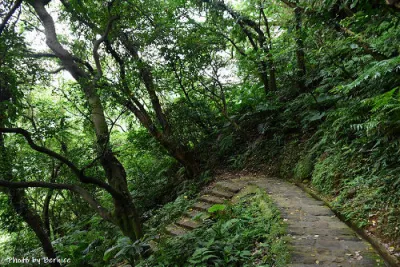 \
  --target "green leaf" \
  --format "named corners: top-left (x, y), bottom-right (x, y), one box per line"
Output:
top-left (221, 219), bottom-right (239, 233)
top-left (208, 204), bottom-right (226, 213)
top-left (103, 245), bottom-right (118, 261)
